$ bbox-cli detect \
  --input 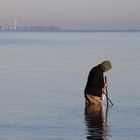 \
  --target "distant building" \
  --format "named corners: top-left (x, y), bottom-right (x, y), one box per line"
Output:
top-left (0, 21), bottom-right (62, 31)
